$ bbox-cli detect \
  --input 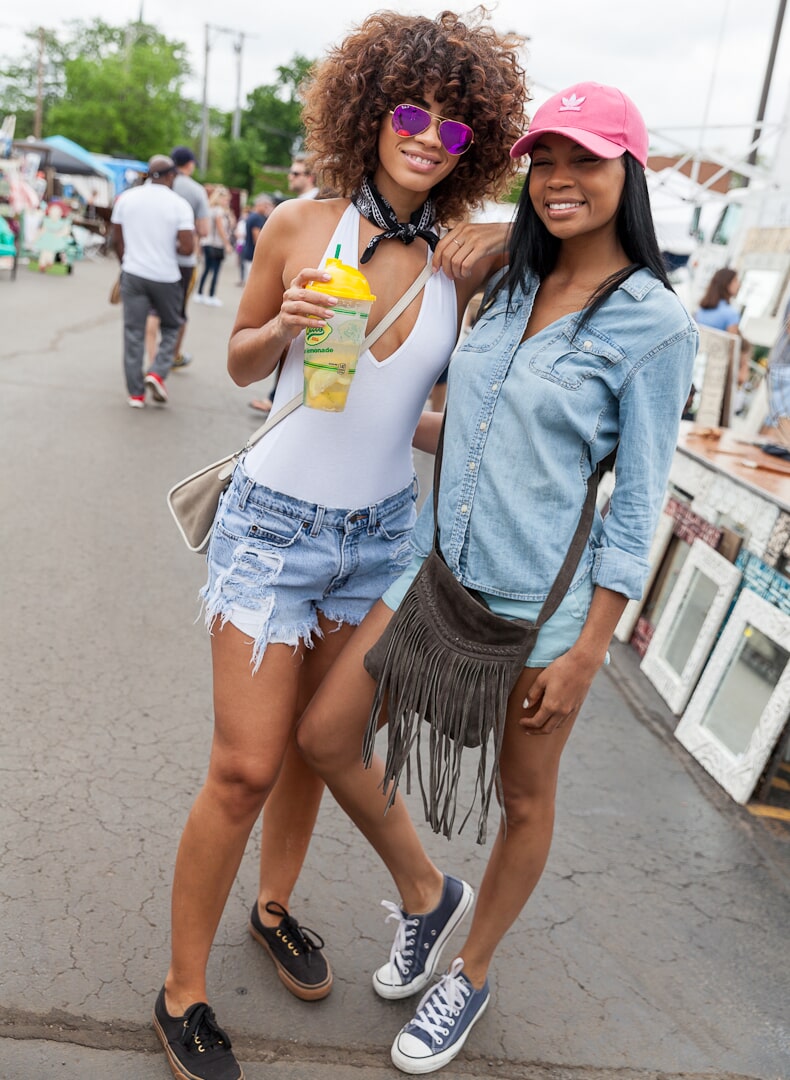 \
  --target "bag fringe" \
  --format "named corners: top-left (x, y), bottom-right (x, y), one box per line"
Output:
top-left (363, 588), bottom-right (510, 844)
